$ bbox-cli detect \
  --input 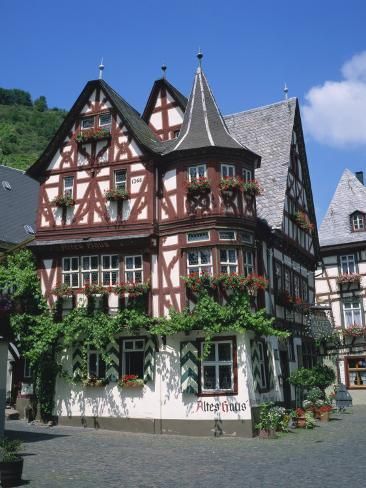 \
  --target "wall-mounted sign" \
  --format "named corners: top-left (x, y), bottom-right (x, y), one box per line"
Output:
top-left (196, 400), bottom-right (247, 413)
